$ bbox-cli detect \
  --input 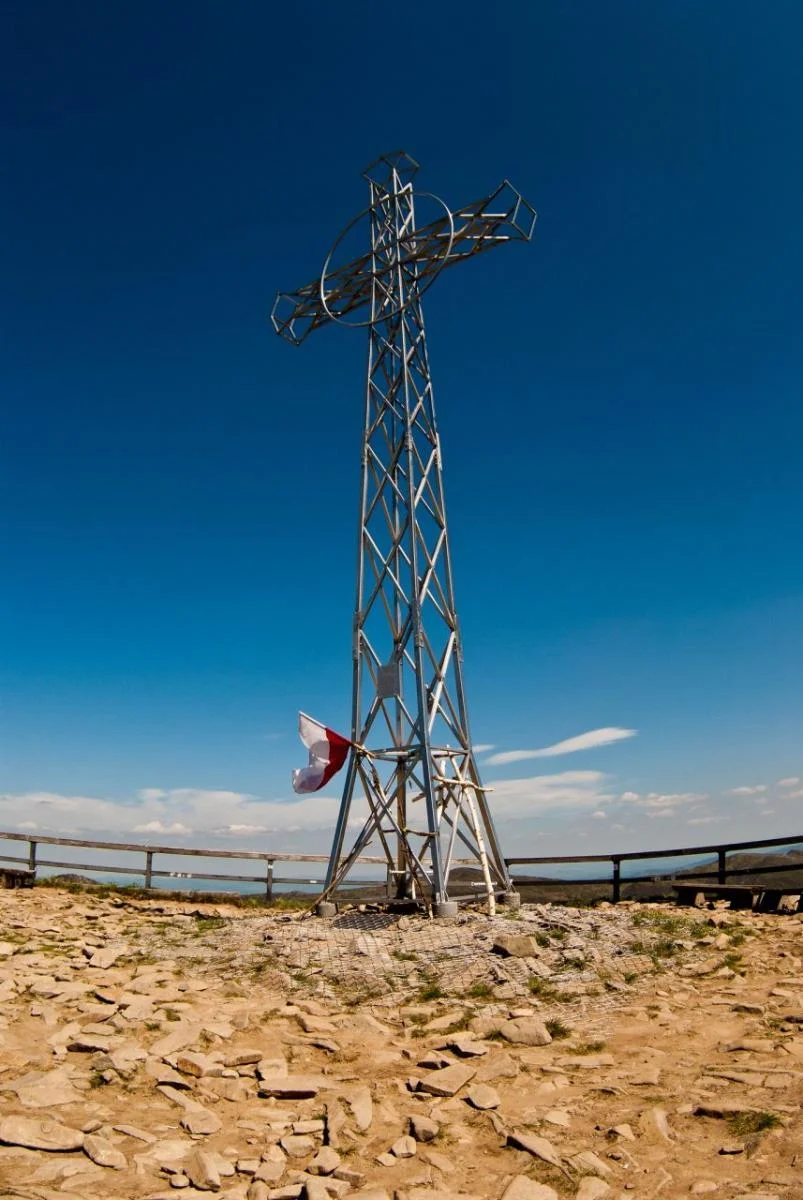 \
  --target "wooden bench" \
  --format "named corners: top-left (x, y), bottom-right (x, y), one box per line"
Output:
top-left (674, 882), bottom-right (801, 912)
top-left (0, 867), bottom-right (35, 889)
